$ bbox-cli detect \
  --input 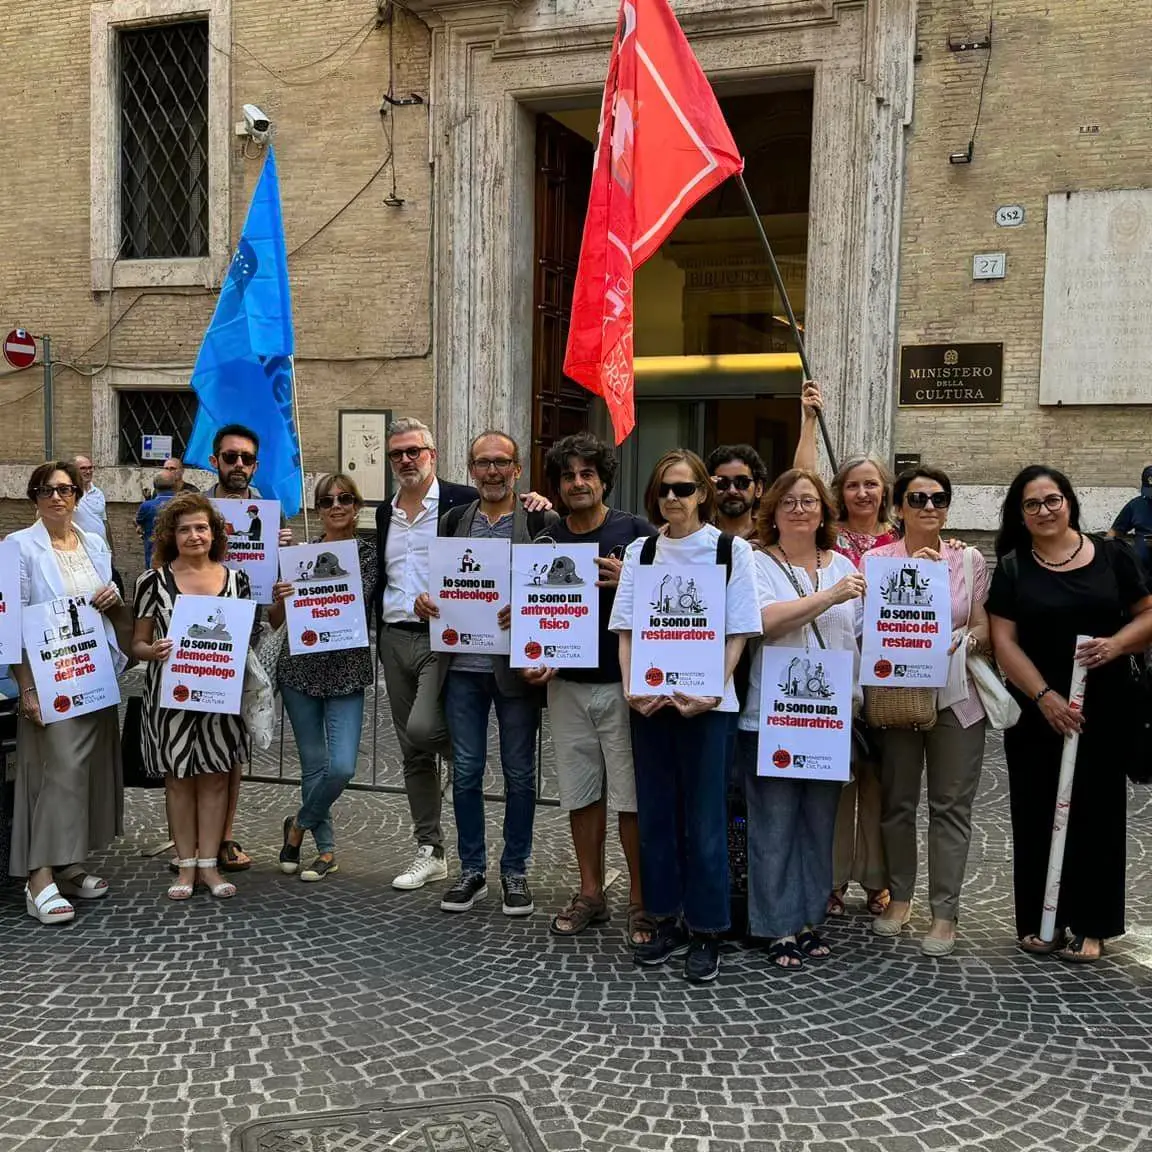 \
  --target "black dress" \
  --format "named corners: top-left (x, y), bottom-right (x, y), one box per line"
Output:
top-left (986, 537), bottom-right (1149, 939)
